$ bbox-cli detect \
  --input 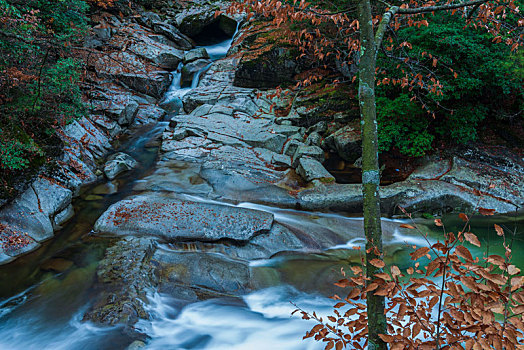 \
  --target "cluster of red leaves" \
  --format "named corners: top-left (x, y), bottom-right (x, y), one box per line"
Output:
top-left (226, 0), bottom-right (522, 116)
top-left (86, 0), bottom-right (115, 9)
top-left (0, 223), bottom-right (32, 251)
top-left (296, 215), bottom-right (524, 350)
